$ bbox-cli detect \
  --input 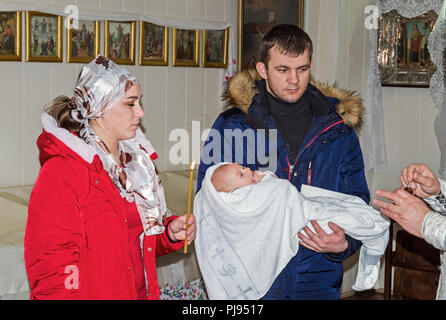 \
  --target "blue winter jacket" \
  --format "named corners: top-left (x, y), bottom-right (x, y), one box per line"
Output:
top-left (197, 73), bottom-right (370, 300)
